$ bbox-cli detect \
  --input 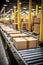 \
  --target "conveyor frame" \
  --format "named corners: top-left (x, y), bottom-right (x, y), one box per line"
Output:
top-left (0, 28), bottom-right (43, 65)
top-left (0, 29), bottom-right (27, 65)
